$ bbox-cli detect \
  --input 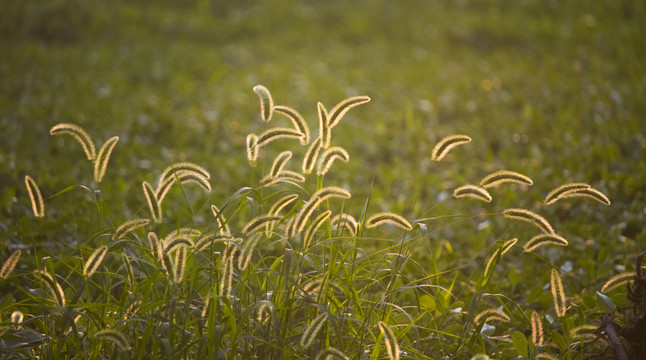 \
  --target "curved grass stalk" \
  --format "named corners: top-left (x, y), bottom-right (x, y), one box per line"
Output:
top-left (366, 212), bottom-right (413, 231)
top-left (83, 245), bottom-right (109, 277)
top-left (24, 175), bottom-right (45, 218)
top-left (530, 311), bottom-right (543, 346)
top-left (159, 162), bottom-right (211, 184)
top-left (246, 134), bottom-right (259, 166)
top-left (318, 102), bottom-right (331, 148)
top-left (300, 313), bottom-right (328, 348)
top-left (112, 218), bottom-right (151, 241)
top-left (430, 134), bottom-right (471, 161)
top-left (503, 208), bottom-right (554, 234)
top-left (253, 84), bottom-right (274, 122)
top-left (317, 146), bottom-right (350, 176)
top-left (452, 184), bottom-right (492, 202)
top-left (327, 95), bottom-right (371, 128)
top-left (303, 137), bottom-right (323, 174)
top-left (1, 250), bottom-right (22, 279)
top-left (274, 105), bottom-right (310, 144)
top-left (378, 321), bottom-right (400, 360)
top-left (269, 151), bottom-right (293, 178)
top-left (93, 136), bottom-right (119, 183)
top-left (331, 213), bottom-right (358, 236)
top-left (550, 268), bottom-right (567, 317)
top-left (501, 238), bottom-right (517, 255)
top-left (544, 183), bottom-right (591, 205)
top-left (524, 233), bottom-right (568, 252)
top-left (480, 170), bottom-right (533, 188)
top-left (211, 205), bottom-right (231, 235)
top-left (473, 308), bottom-right (510, 325)
top-left (302, 210), bottom-right (332, 251)
top-left (257, 127), bottom-right (303, 147)
top-left (94, 329), bottom-right (130, 352)
top-left (142, 181), bottom-right (162, 223)
top-left (50, 123), bottom-right (96, 160)
top-left (561, 187), bottom-right (611, 206)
